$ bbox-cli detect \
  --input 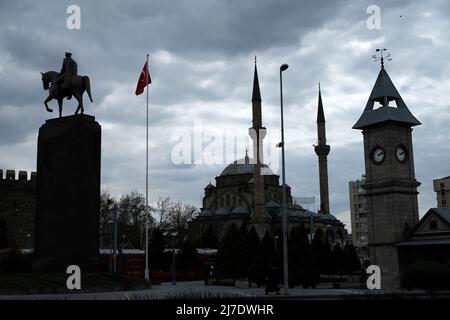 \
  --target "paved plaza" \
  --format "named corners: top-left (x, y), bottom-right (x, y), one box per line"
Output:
top-left (0, 281), bottom-right (437, 300)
